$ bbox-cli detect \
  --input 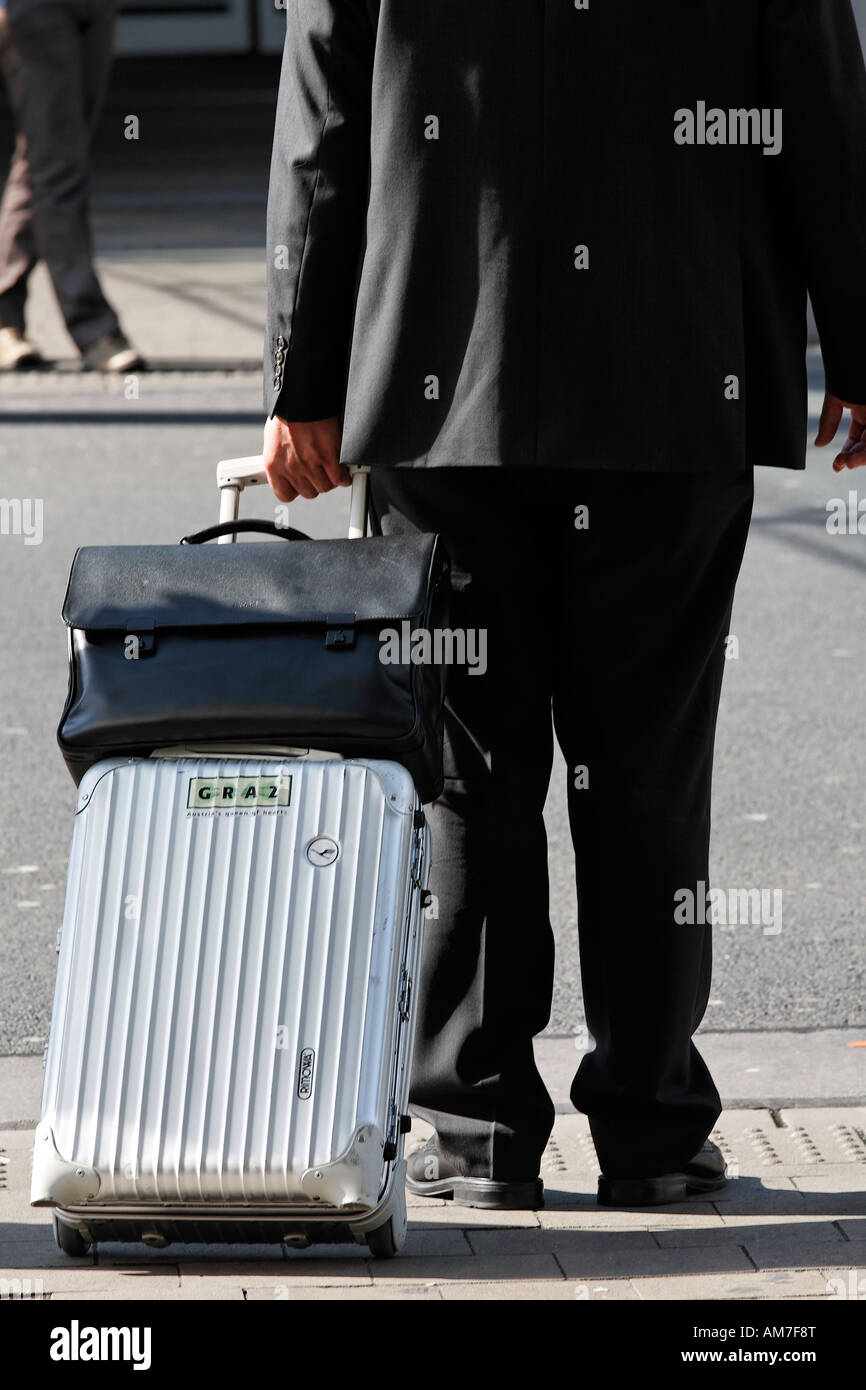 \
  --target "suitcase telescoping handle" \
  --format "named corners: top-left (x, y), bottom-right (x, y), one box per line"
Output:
top-left (216, 456), bottom-right (370, 544)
